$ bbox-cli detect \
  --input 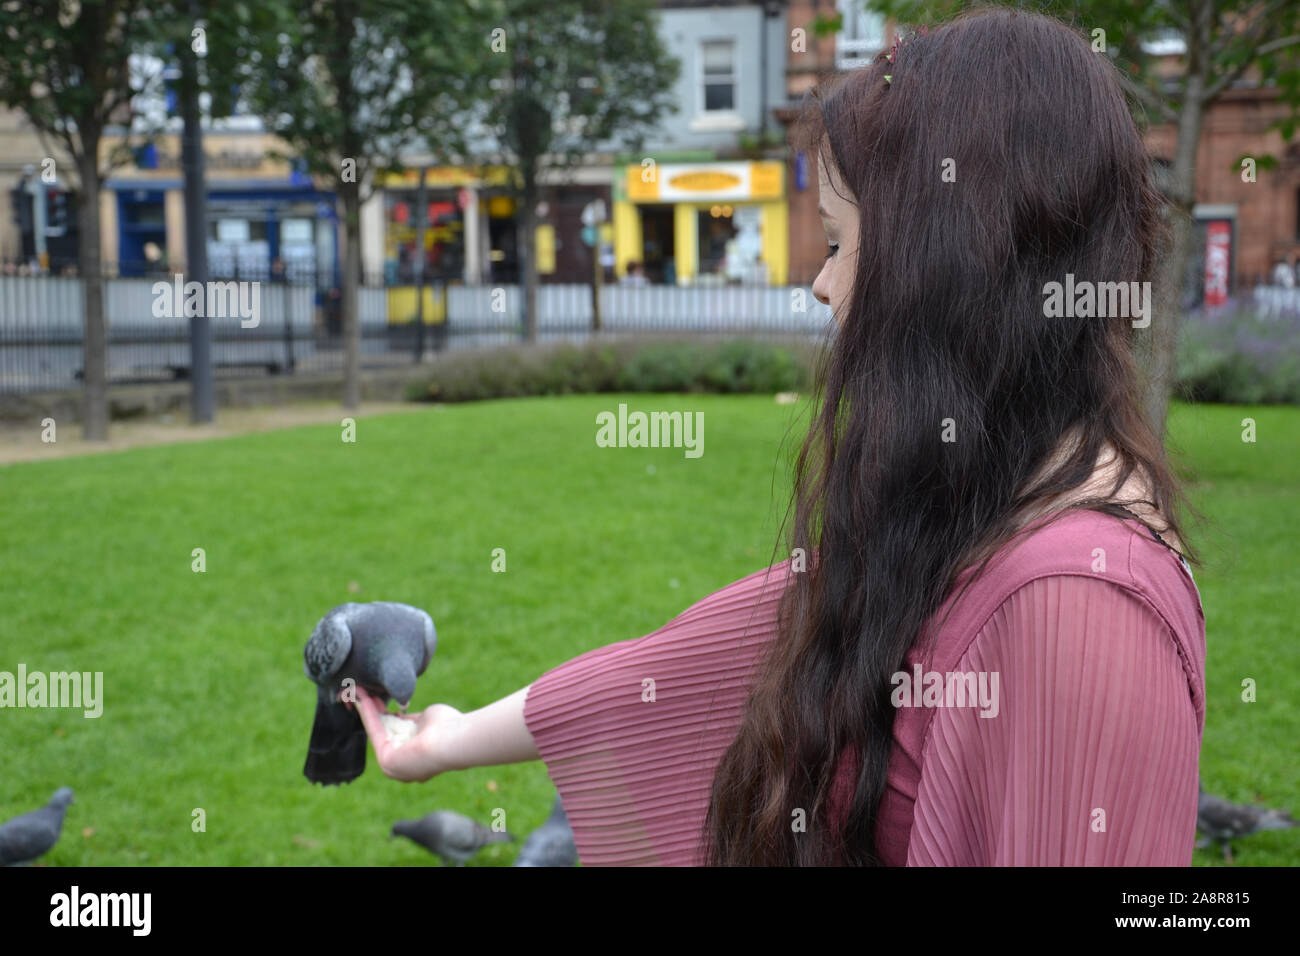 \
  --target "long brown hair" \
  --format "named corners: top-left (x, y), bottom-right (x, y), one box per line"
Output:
top-left (704, 6), bottom-right (1197, 866)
